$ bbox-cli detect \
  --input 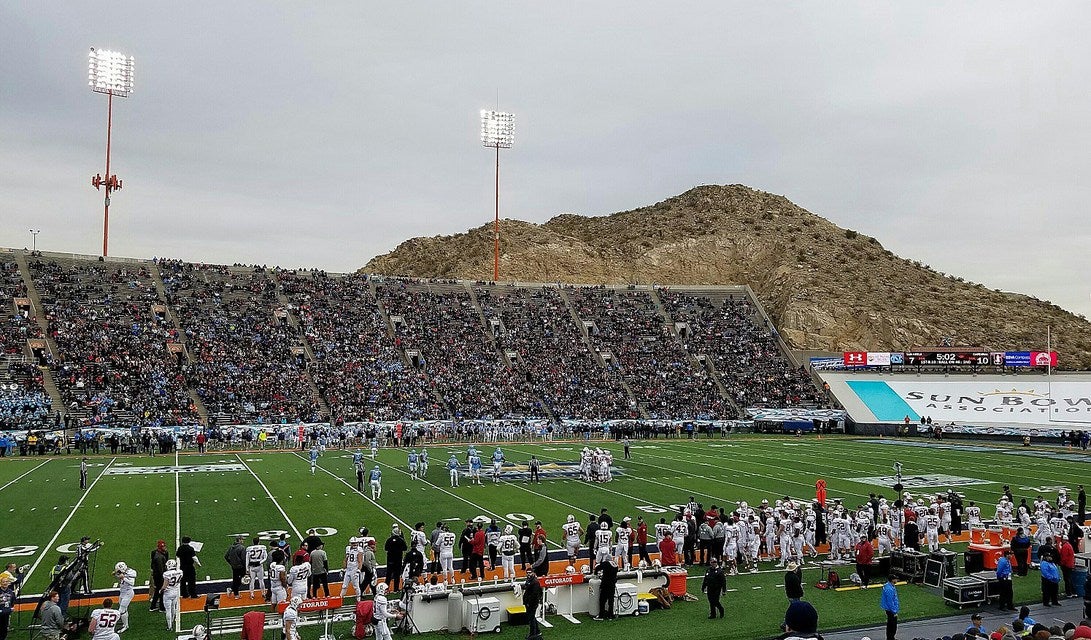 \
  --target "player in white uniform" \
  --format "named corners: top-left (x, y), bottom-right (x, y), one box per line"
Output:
top-left (89, 599), bottom-right (122, 640)
top-left (282, 596), bottom-right (301, 640)
top-left (369, 466), bottom-right (382, 500)
top-left (245, 538), bottom-right (268, 599)
top-left (342, 539), bottom-right (363, 600)
top-left (965, 502), bottom-right (982, 527)
top-left (803, 509), bottom-right (818, 557)
top-left (113, 561), bottom-right (136, 633)
top-left (288, 556), bottom-right (311, 600)
top-left (594, 522), bottom-right (613, 566)
top-left (161, 560), bottom-right (183, 630)
top-left (269, 561), bottom-right (288, 606)
top-left (923, 509), bottom-right (941, 552)
top-left (722, 519), bottom-right (739, 575)
top-left (876, 522), bottom-right (893, 555)
top-left (437, 524), bottom-right (457, 584)
top-left (562, 515), bottom-right (583, 567)
top-left (615, 518), bottom-right (633, 570)
top-left (1050, 512), bottom-right (1069, 539)
top-left (498, 525), bottom-right (519, 579)
top-left (374, 583), bottom-right (396, 640)
top-left (746, 517), bottom-right (761, 571)
top-left (419, 449), bottom-right (429, 477)
top-left (654, 519), bottom-right (672, 545)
